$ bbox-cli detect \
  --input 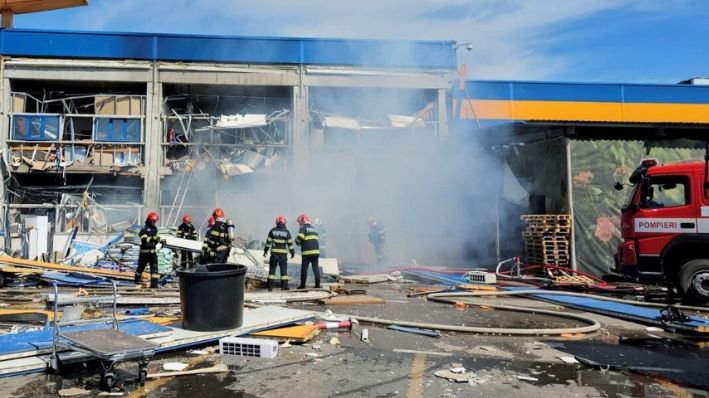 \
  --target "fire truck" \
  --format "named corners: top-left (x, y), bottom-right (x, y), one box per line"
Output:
top-left (614, 156), bottom-right (709, 305)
